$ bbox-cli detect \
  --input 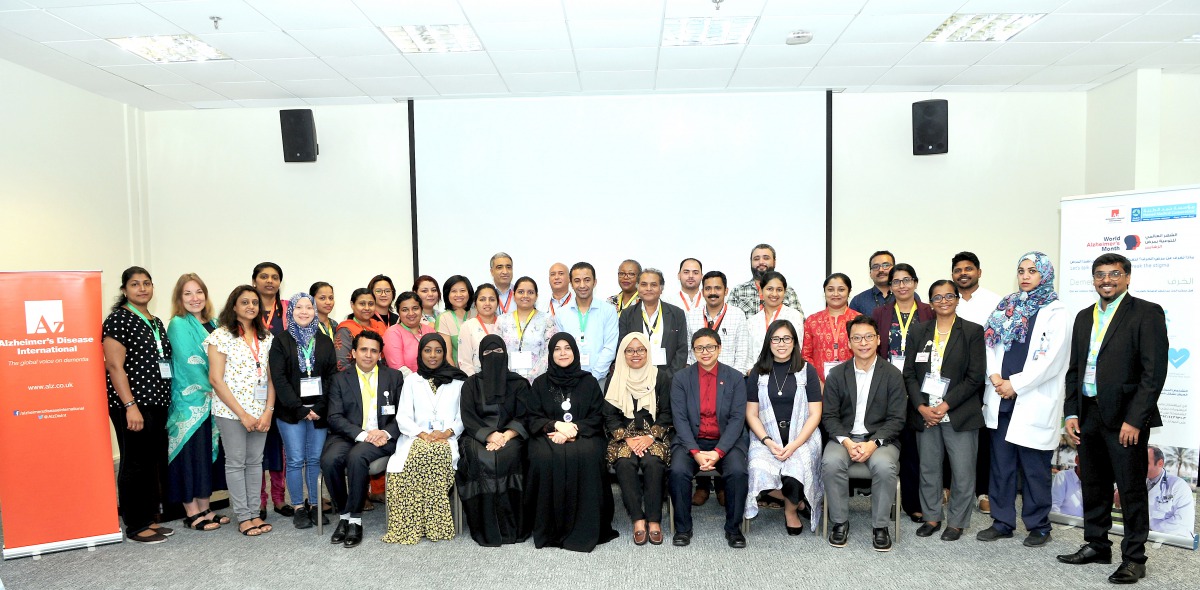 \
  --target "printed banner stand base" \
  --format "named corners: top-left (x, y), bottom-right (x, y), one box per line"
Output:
top-left (2, 532), bottom-right (123, 560)
top-left (1050, 514), bottom-right (1199, 551)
